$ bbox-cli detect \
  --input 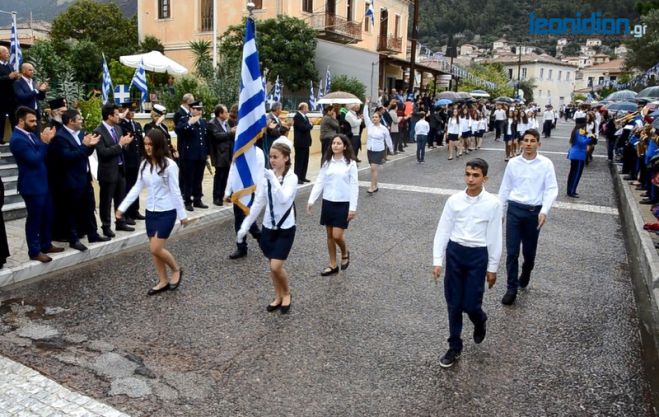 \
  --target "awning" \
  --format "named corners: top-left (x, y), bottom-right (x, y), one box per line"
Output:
top-left (119, 51), bottom-right (188, 75)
